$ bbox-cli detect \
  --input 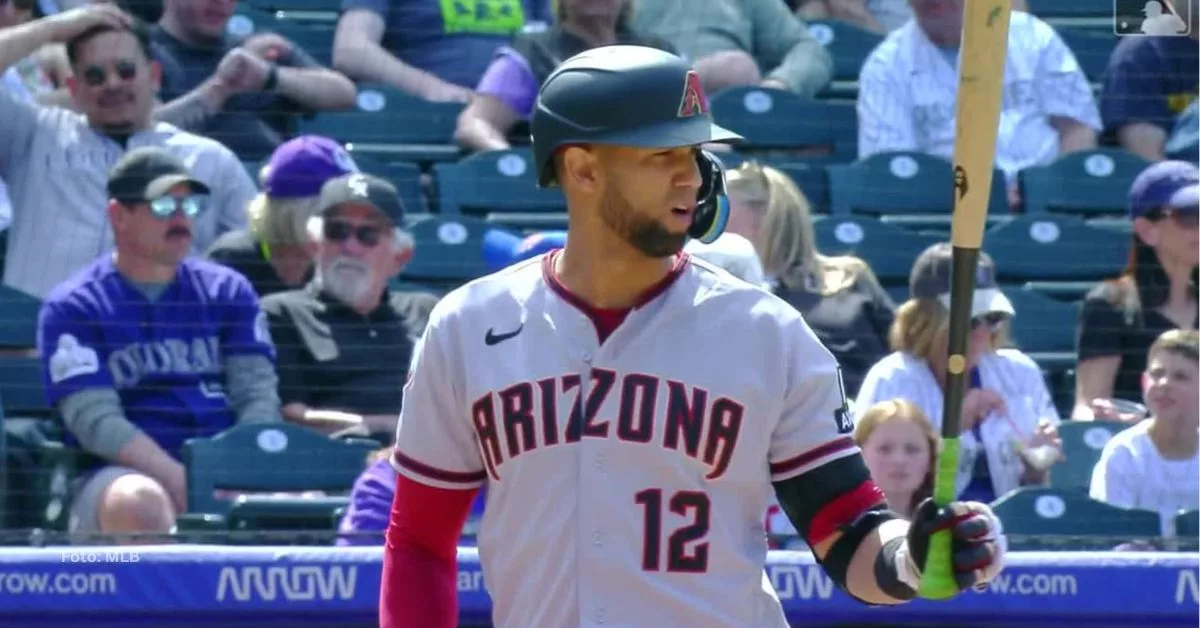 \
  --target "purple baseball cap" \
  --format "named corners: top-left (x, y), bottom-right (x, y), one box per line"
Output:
top-left (262, 135), bottom-right (360, 199)
top-left (482, 230), bottom-right (567, 272)
top-left (1128, 160), bottom-right (1199, 218)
